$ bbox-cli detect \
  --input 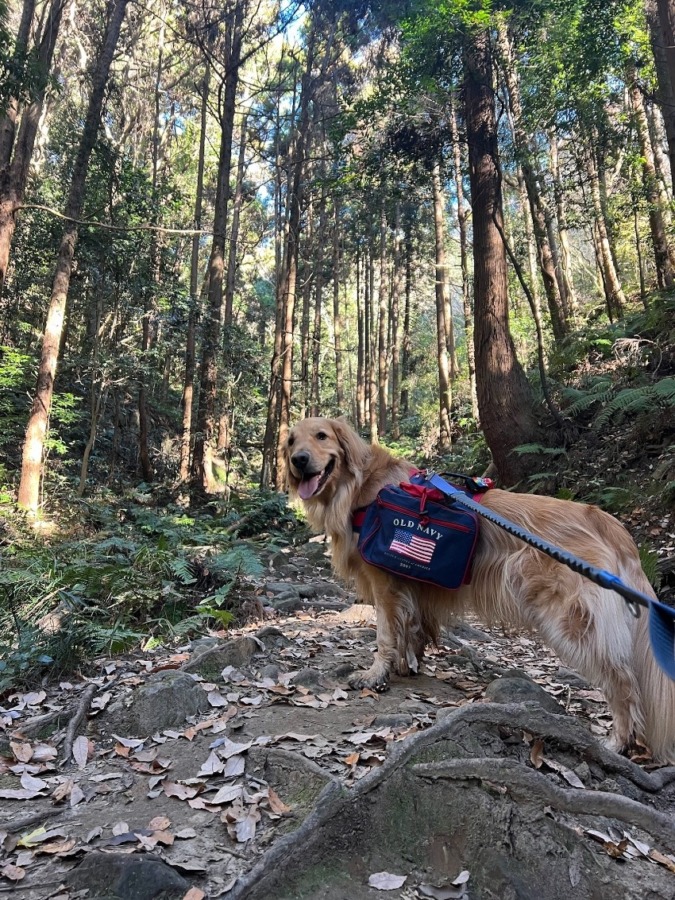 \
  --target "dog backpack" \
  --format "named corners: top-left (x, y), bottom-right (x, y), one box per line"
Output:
top-left (354, 474), bottom-right (487, 590)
